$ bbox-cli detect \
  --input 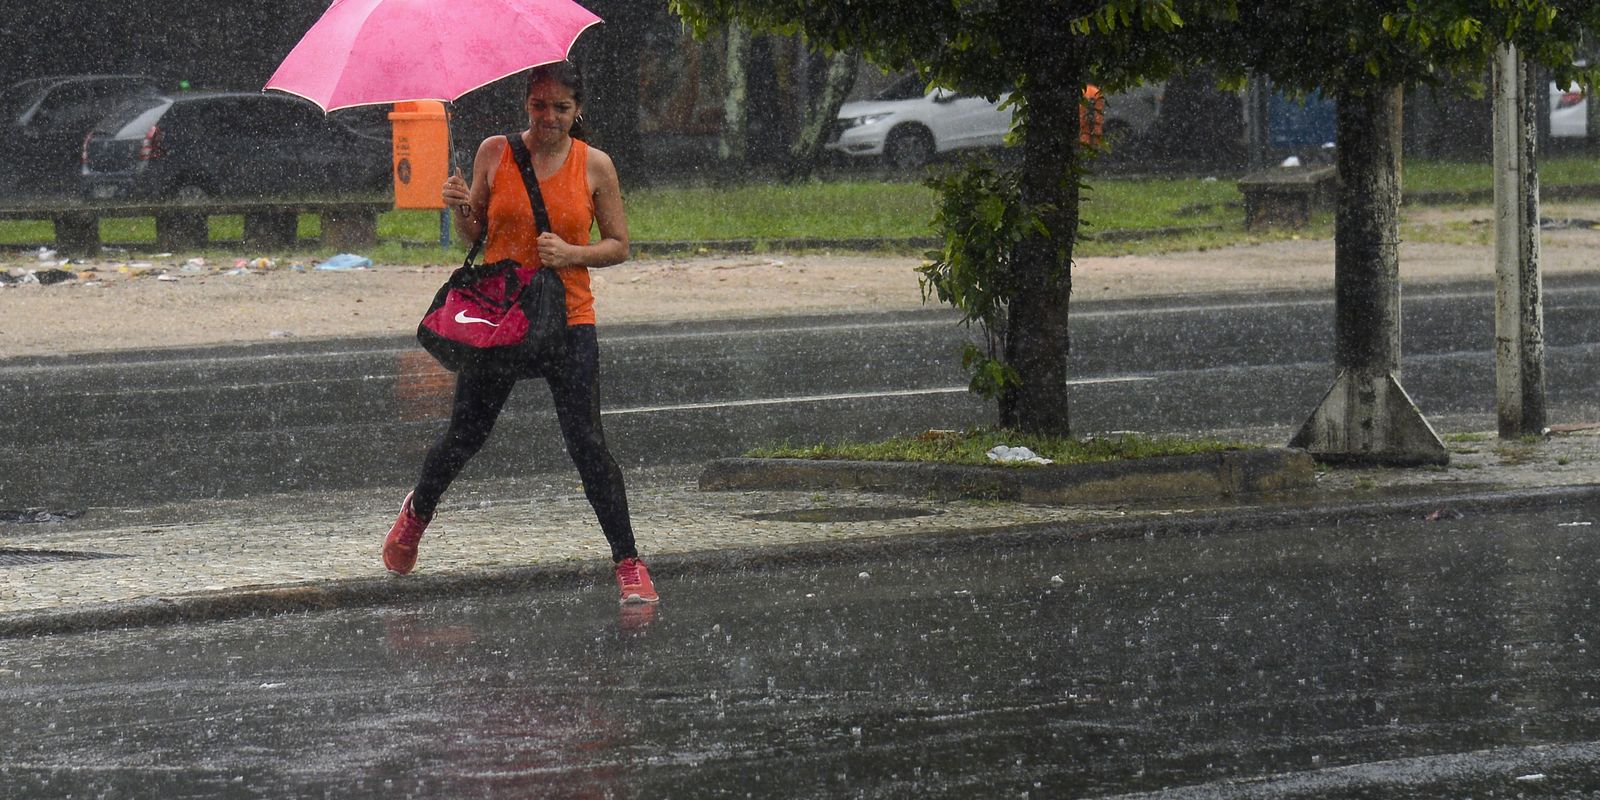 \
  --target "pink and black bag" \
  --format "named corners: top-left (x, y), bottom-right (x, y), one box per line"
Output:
top-left (417, 134), bottom-right (567, 378)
